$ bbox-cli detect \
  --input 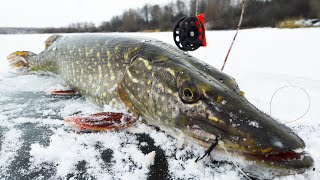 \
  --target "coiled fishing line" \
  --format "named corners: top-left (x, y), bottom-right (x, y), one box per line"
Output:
top-left (219, 141), bottom-right (252, 180)
top-left (269, 85), bottom-right (311, 124)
